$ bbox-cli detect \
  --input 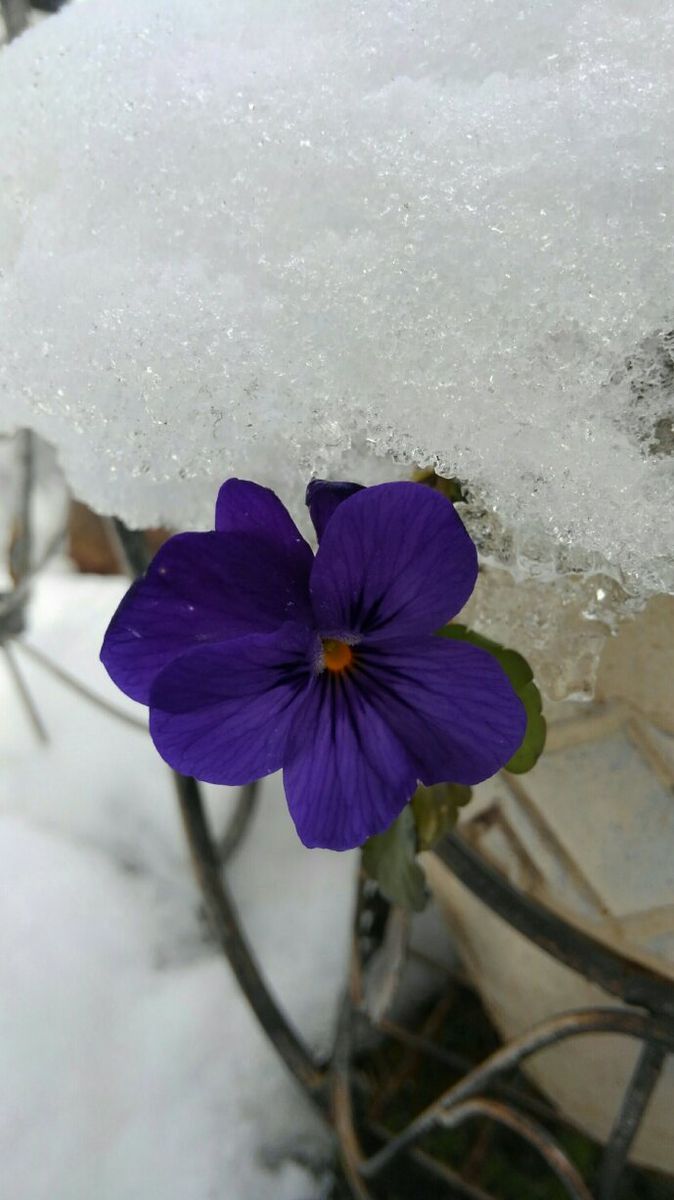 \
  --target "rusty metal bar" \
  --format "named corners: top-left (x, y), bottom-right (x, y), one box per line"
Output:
top-left (376, 1015), bottom-right (581, 1133)
top-left (332, 984), bottom-right (376, 1200)
top-left (174, 772), bottom-right (327, 1102)
top-left (596, 1041), bottom-right (668, 1200)
top-left (436, 1098), bottom-right (594, 1200)
top-left (434, 832), bottom-right (674, 1017)
top-left (366, 1119), bottom-right (496, 1200)
top-left (360, 1007), bottom-right (674, 1178)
